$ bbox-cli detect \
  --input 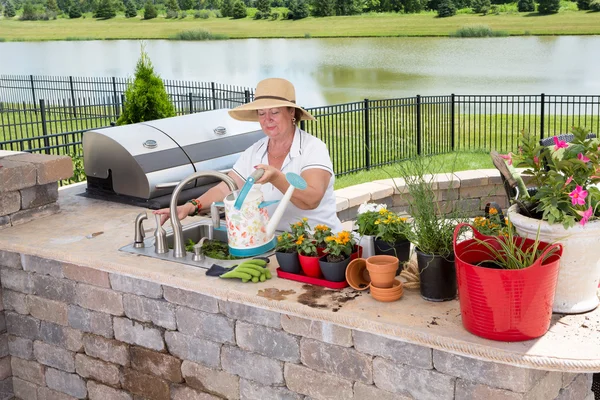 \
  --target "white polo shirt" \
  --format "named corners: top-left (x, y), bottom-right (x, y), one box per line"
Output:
top-left (232, 127), bottom-right (343, 233)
